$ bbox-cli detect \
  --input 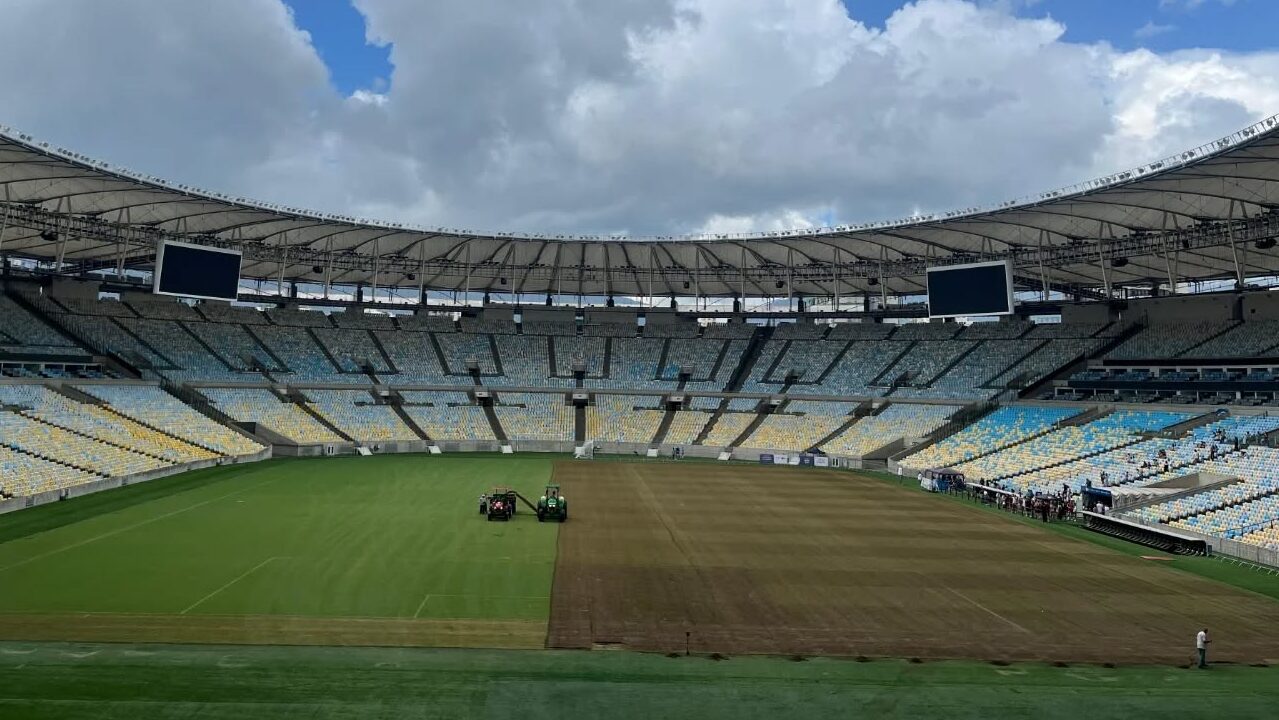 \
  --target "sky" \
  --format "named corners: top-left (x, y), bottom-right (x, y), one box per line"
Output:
top-left (1, 0), bottom-right (1277, 238)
